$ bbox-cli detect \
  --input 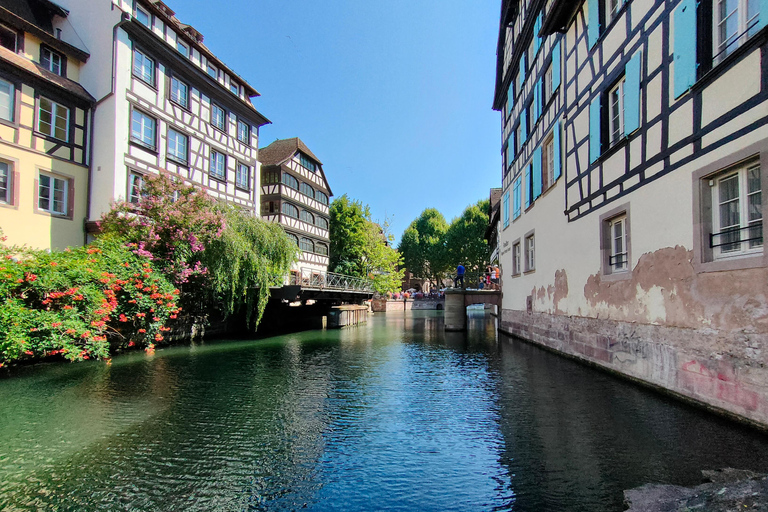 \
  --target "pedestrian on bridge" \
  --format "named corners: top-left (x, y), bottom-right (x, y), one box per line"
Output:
top-left (454, 264), bottom-right (465, 289)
